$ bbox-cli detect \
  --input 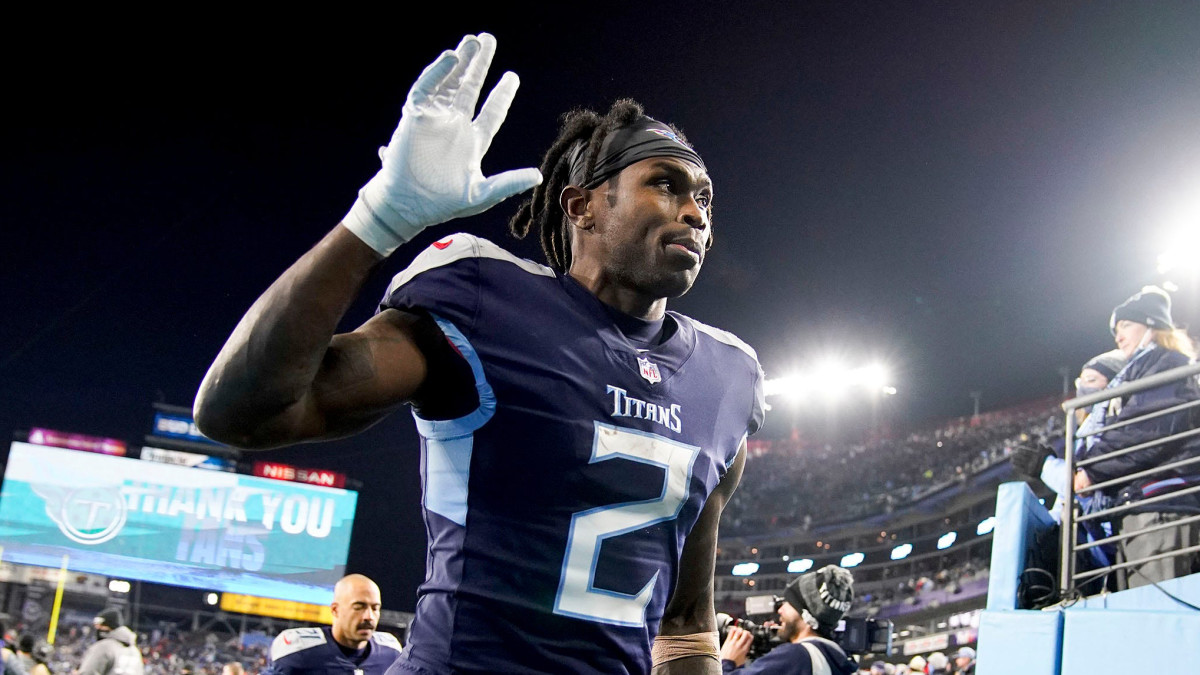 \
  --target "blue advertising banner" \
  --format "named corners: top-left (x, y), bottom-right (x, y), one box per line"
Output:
top-left (0, 442), bottom-right (357, 605)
